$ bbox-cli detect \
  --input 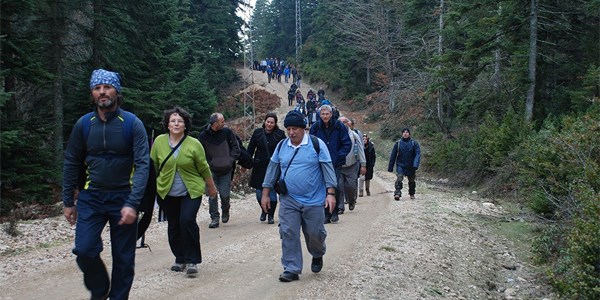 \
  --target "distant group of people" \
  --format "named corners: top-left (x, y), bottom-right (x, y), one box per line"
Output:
top-left (62, 67), bottom-right (420, 298)
top-left (258, 57), bottom-right (301, 86)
